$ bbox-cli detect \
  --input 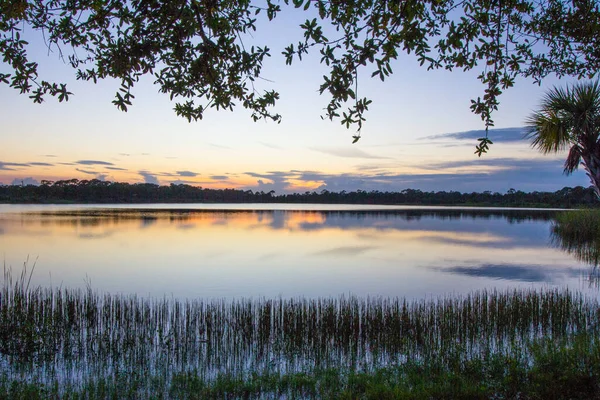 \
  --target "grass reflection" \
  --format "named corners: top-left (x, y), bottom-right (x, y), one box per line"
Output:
top-left (552, 210), bottom-right (600, 283)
